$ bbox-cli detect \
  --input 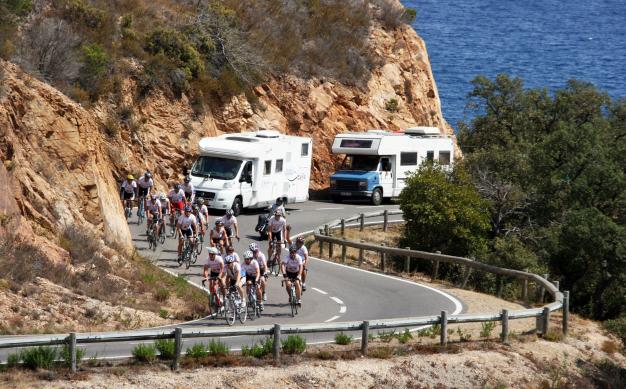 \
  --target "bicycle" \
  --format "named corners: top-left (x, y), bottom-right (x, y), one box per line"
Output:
top-left (282, 278), bottom-right (299, 317)
top-left (147, 218), bottom-right (159, 251)
top-left (158, 219), bottom-right (166, 244)
top-left (137, 195), bottom-right (146, 225)
top-left (124, 198), bottom-right (133, 220)
top-left (224, 284), bottom-right (246, 326)
top-left (267, 240), bottom-right (282, 276)
top-left (246, 280), bottom-right (261, 320)
top-left (180, 235), bottom-right (195, 269)
top-left (170, 208), bottom-right (181, 237)
top-left (195, 230), bottom-right (204, 257)
top-left (202, 278), bottom-right (224, 319)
